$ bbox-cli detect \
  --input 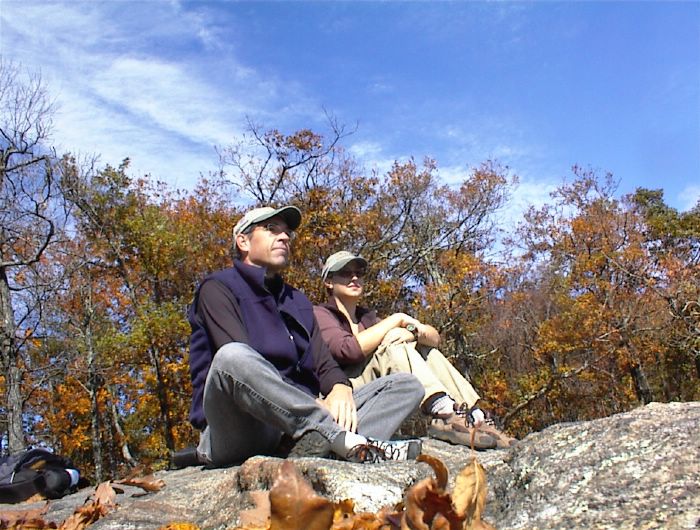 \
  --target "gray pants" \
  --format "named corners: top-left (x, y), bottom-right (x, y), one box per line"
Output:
top-left (197, 342), bottom-right (423, 465)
